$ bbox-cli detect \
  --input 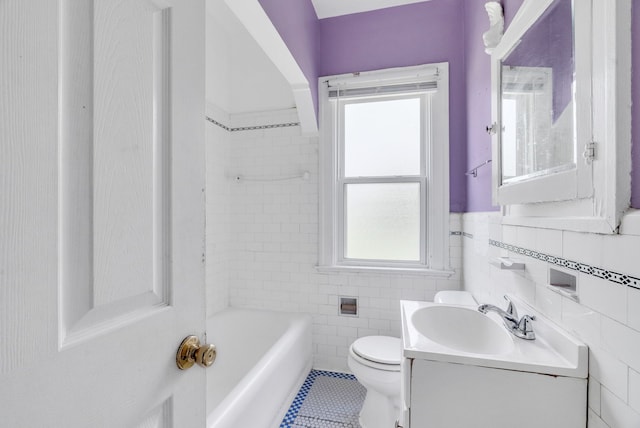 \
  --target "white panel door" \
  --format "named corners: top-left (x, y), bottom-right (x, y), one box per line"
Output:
top-left (0, 0), bottom-right (206, 426)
